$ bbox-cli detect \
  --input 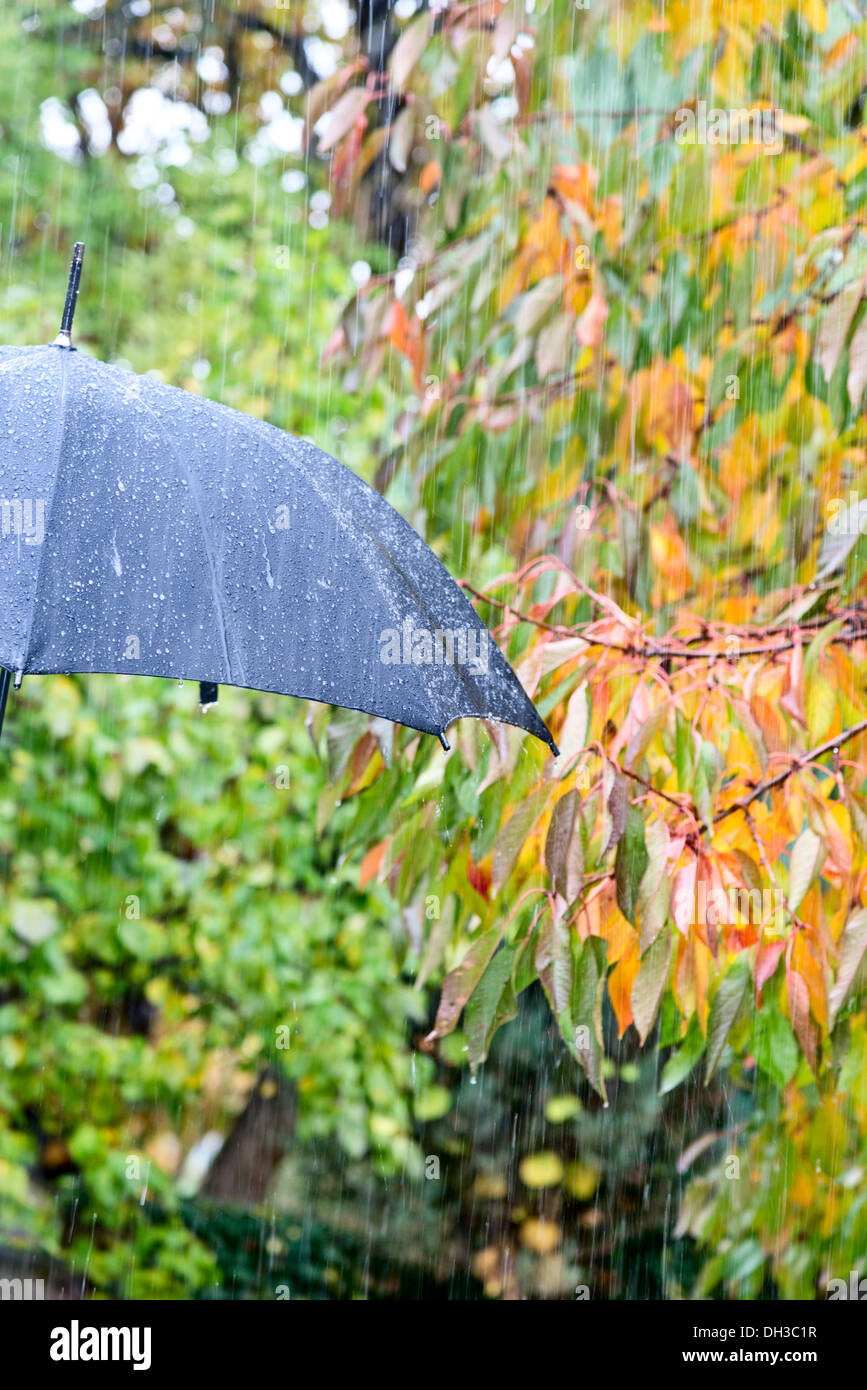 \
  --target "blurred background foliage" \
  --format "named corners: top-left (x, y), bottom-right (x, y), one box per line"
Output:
top-left (1, 0), bottom-right (867, 1299)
